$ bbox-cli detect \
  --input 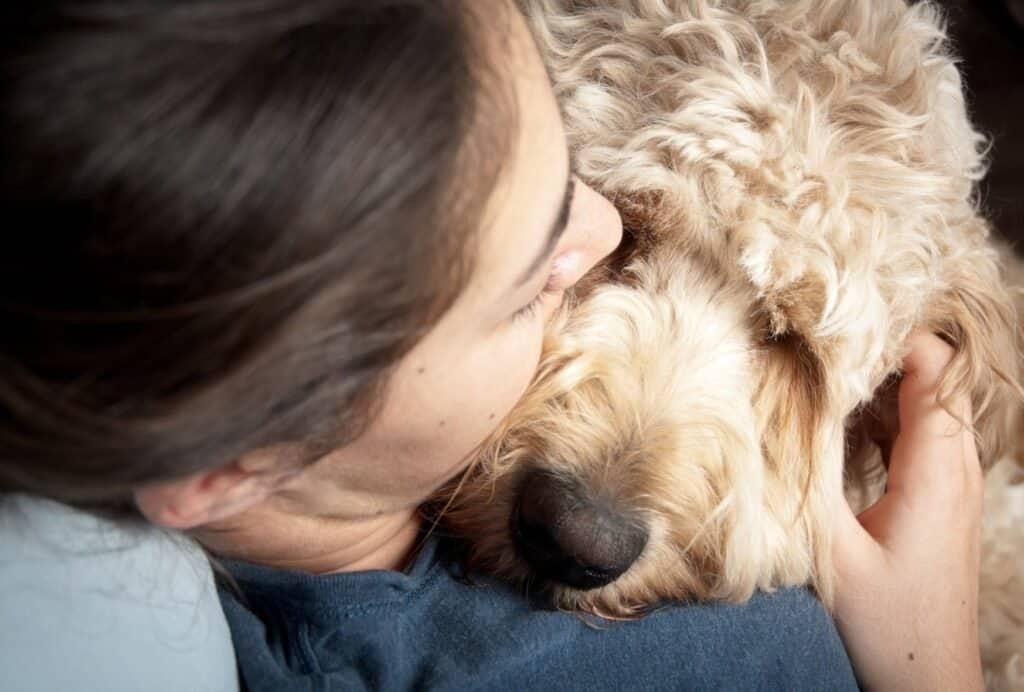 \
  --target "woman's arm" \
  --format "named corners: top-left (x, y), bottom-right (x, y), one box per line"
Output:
top-left (832, 331), bottom-right (985, 691)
